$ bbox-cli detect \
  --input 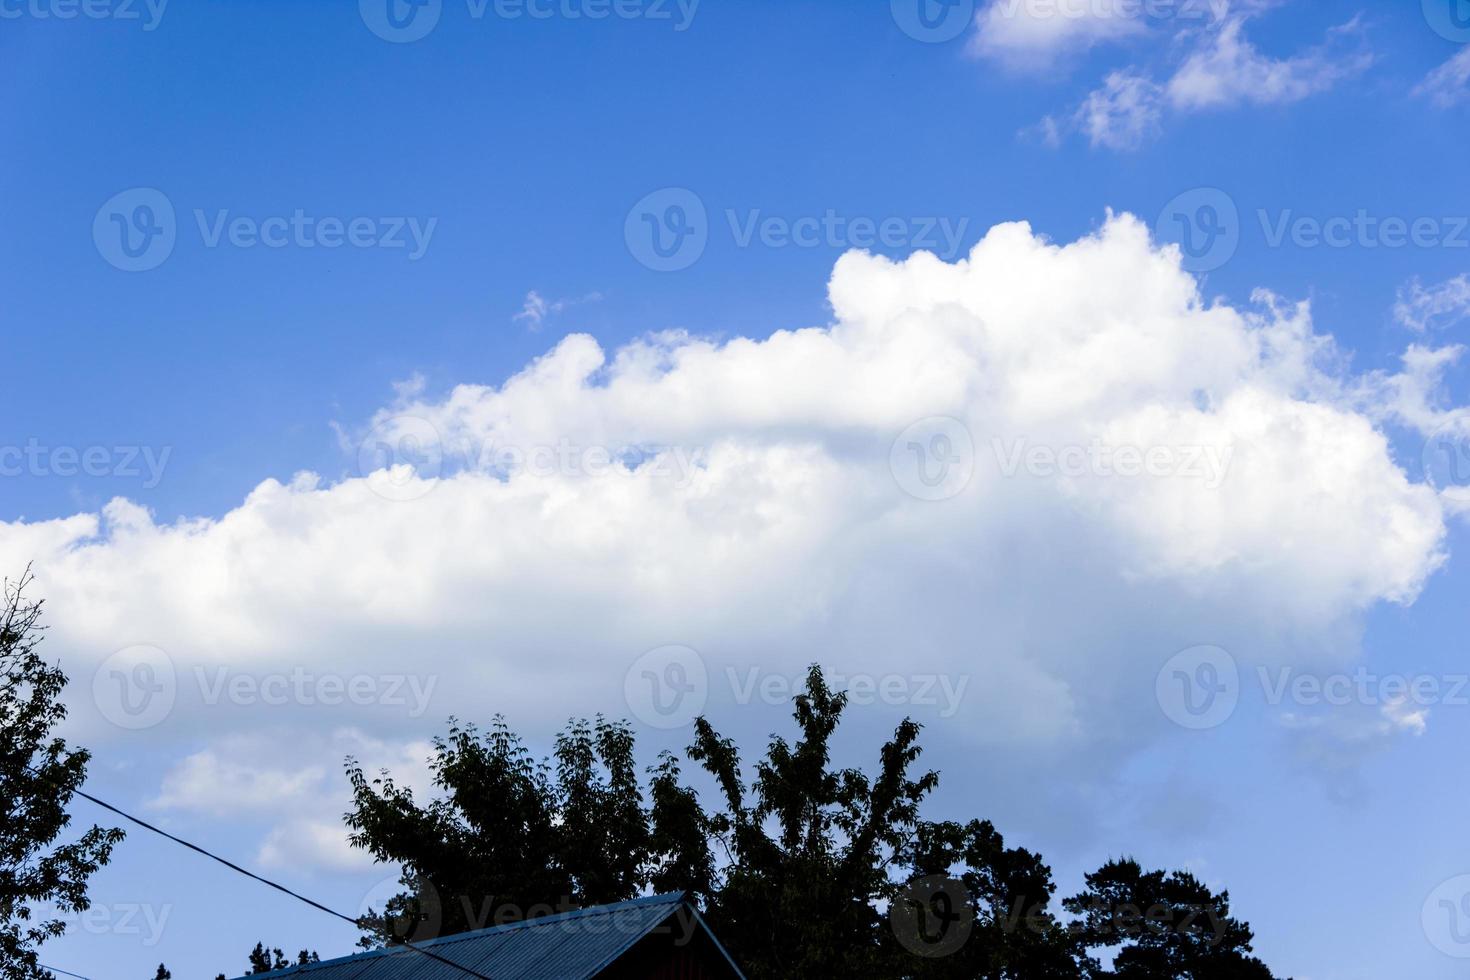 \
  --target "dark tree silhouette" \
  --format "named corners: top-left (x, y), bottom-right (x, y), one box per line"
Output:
top-left (240, 942), bottom-right (320, 974)
top-left (340, 665), bottom-right (1289, 980)
top-left (0, 571), bottom-right (124, 978)
top-left (1063, 859), bottom-right (1282, 979)
top-left (687, 665), bottom-right (937, 978)
top-left (344, 714), bottom-right (715, 945)
top-left (895, 818), bottom-right (1085, 977)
